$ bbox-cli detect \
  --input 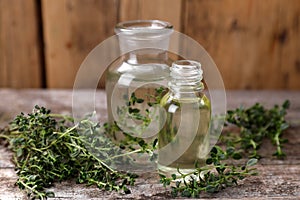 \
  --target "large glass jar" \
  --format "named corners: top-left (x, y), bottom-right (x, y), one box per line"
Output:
top-left (105, 20), bottom-right (174, 140)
